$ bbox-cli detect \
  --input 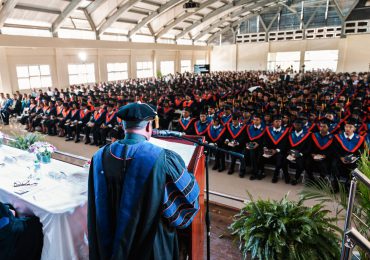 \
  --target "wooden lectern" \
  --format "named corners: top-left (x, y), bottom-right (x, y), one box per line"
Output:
top-left (155, 136), bottom-right (205, 260)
